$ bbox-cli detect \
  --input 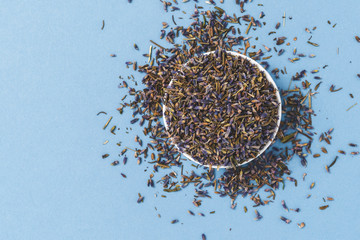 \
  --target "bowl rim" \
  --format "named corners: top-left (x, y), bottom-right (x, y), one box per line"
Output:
top-left (162, 50), bottom-right (282, 168)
